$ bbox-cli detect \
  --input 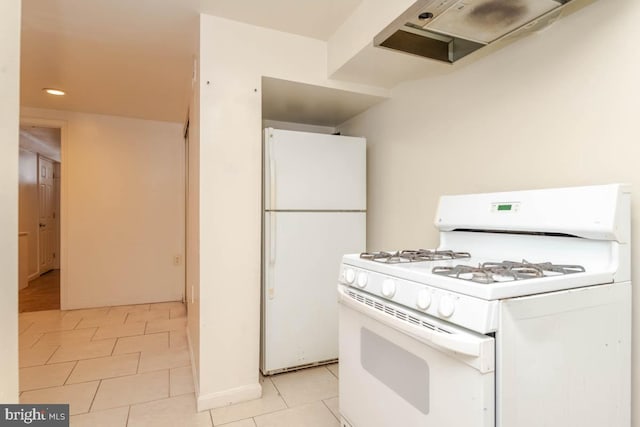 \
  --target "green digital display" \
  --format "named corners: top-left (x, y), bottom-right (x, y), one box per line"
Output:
top-left (497, 204), bottom-right (512, 211)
